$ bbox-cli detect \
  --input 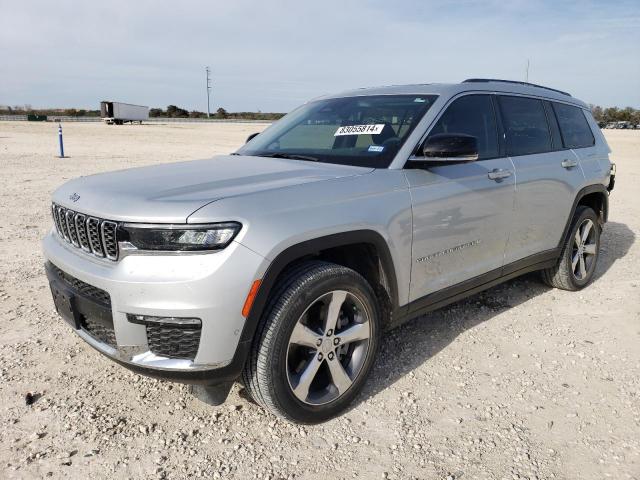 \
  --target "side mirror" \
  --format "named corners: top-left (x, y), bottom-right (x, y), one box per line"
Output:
top-left (246, 132), bottom-right (260, 143)
top-left (420, 133), bottom-right (479, 163)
